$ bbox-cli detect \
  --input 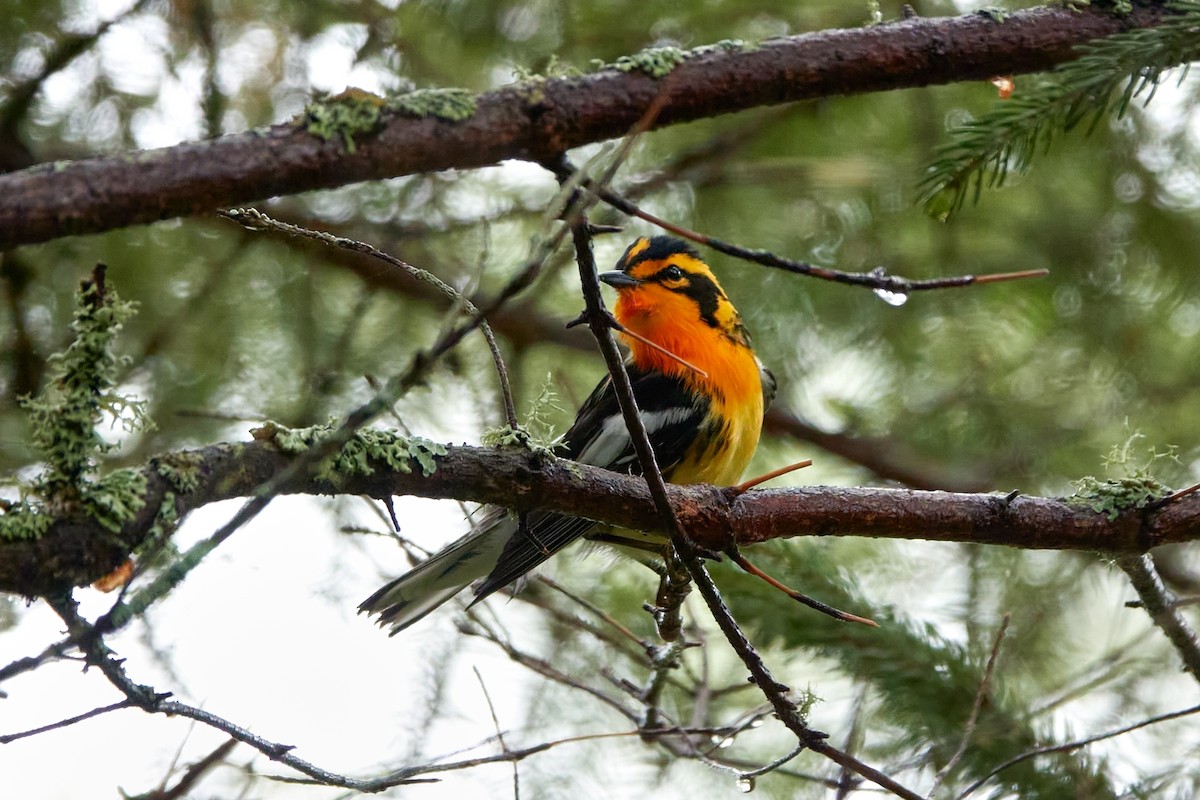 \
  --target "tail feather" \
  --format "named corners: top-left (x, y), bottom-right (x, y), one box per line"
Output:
top-left (359, 517), bottom-right (510, 635)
